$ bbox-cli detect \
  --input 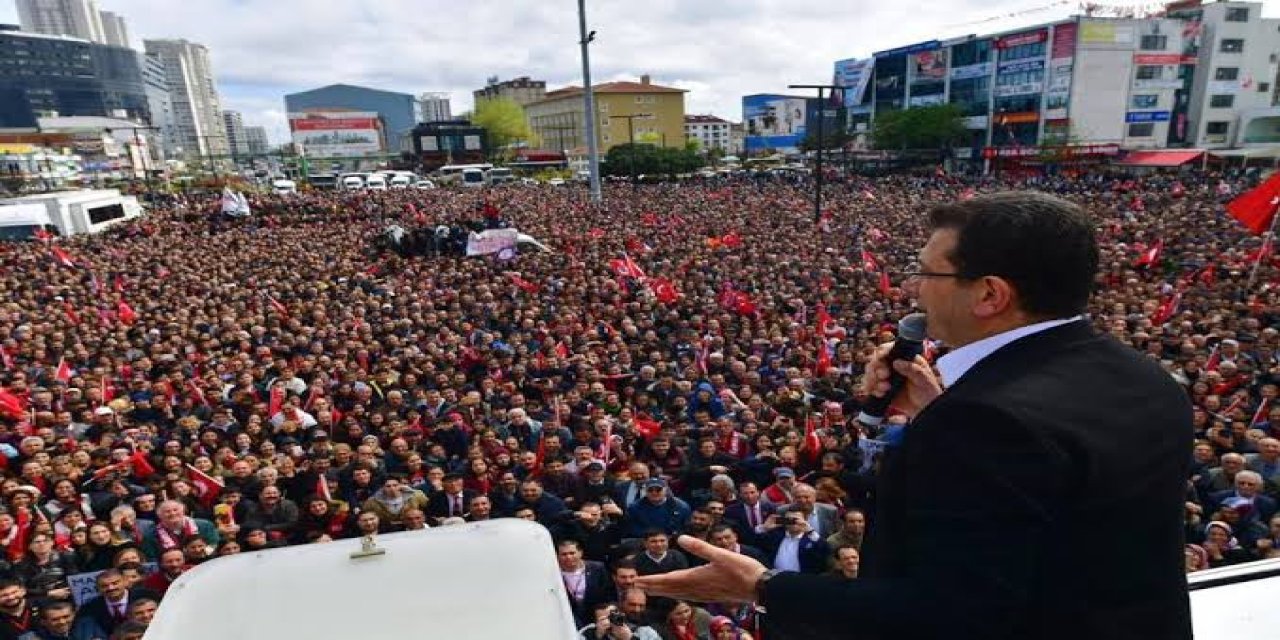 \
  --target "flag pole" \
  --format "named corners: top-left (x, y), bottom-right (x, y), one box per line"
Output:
top-left (1245, 212), bottom-right (1280, 293)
